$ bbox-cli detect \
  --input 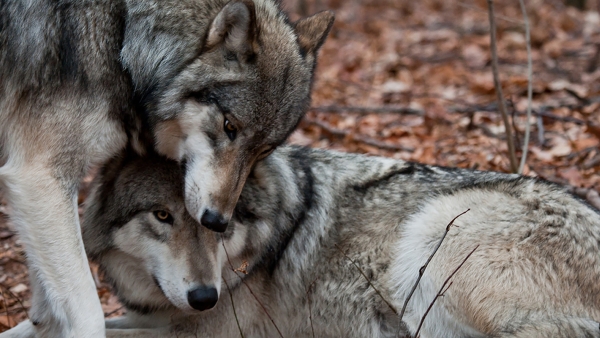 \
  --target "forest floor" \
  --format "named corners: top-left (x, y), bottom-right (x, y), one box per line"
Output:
top-left (1, 0), bottom-right (599, 331)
